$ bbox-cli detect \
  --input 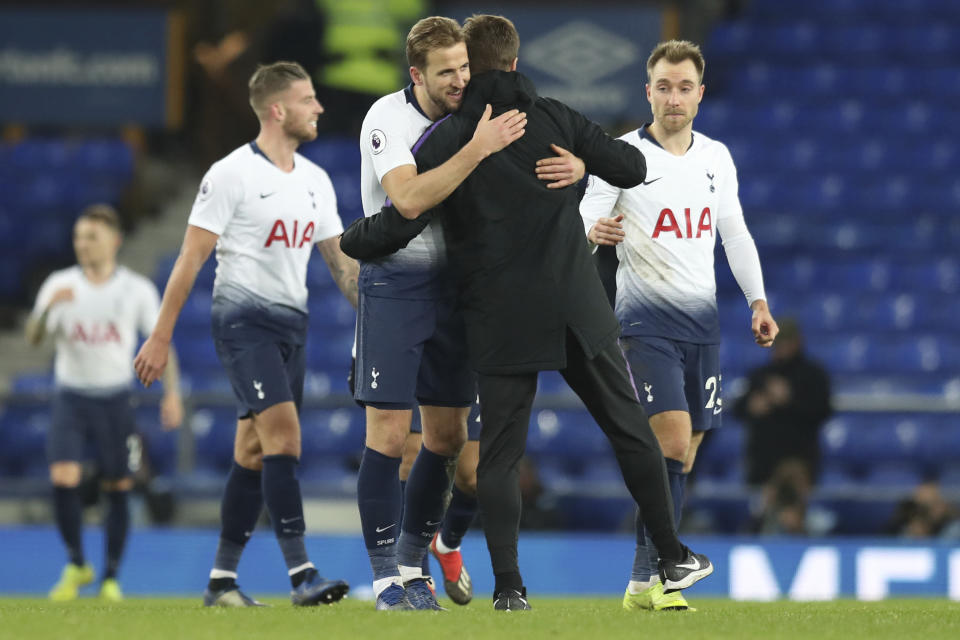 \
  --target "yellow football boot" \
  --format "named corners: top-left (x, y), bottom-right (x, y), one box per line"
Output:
top-left (49, 563), bottom-right (94, 601)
